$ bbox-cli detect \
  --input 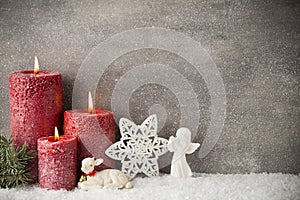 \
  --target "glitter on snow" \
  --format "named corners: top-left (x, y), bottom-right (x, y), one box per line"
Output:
top-left (0, 173), bottom-right (299, 200)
